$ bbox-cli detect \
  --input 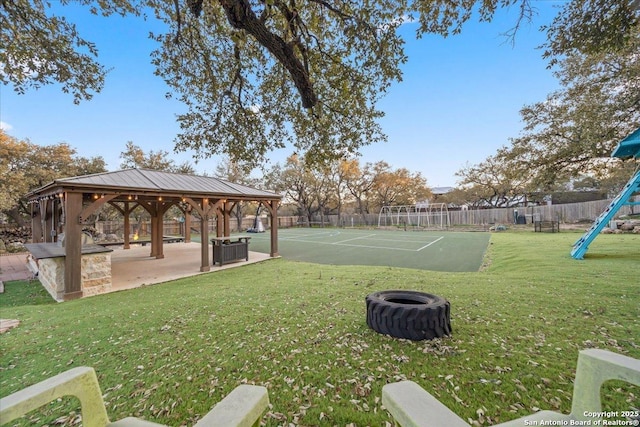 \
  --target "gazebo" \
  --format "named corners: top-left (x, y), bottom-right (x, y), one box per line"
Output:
top-left (25, 168), bottom-right (282, 300)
